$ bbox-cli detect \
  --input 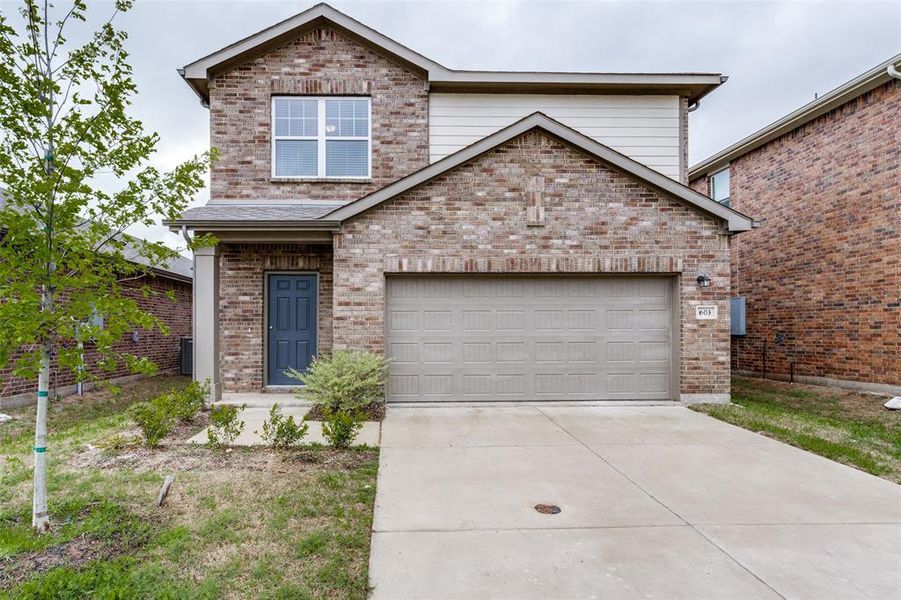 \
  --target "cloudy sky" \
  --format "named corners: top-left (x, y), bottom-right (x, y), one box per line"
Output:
top-left (4, 0), bottom-right (899, 253)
